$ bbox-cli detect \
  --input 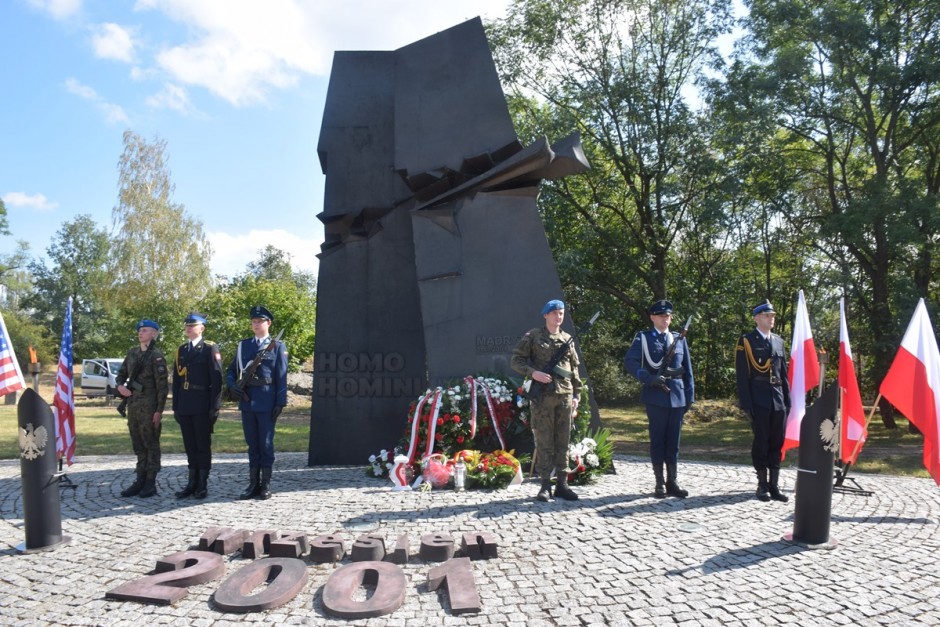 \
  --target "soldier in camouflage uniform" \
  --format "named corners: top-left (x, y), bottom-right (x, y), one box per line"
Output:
top-left (115, 319), bottom-right (170, 498)
top-left (511, 299), bottom-right (583, 502)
